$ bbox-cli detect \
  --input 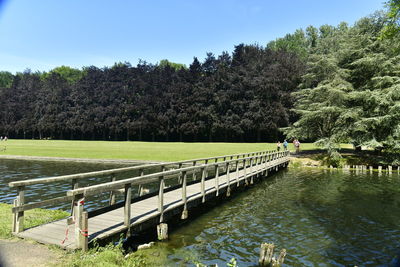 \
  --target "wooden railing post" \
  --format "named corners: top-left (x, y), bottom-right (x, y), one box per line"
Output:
top-left (263, 155), bottom-right (268, 176)
top-left (201, 167), bottom-right (206, 203)
top-left (243, 159), bottom-right (248, 185)
top-left (109, 175), bottom-right (116, 206)
top-left (250, 158), bottom-right (254, 184)
top-left (214, 164), bottom-right (220, 196)
top-left (137, 168), bottom-right (145, 196)
top-left (181, 171), bottom-right (188, 219)
top-left (226, 162), bottom-right (231, 196)
top-left (223, 157), bottom-right (226, 172)
top-left (177, 163), bottom-right (183, 183)
top-left (13, 186), bottom-right (25, 233)
top-left (192, 161), bottom-right (197, 180)
top-left (204, 159), bottom-right (209, 178)
top-left (158, 175), bottom-right (165, 223)
top-left (235, 159), bottom-right (240, 186)
top-left (70, 179), bottom-right (78, 215)
top-left (124, 183), bottom-right (132, 227)
top-left (157, 174), bottom-right (168, 240)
